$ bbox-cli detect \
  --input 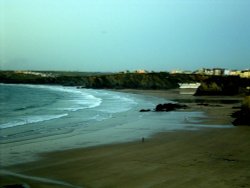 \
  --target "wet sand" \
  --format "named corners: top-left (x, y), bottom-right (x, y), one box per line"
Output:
top-left (1, 89), bottom-right (250, 188)
top-left (119, 89), bottom-right (243, 125)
